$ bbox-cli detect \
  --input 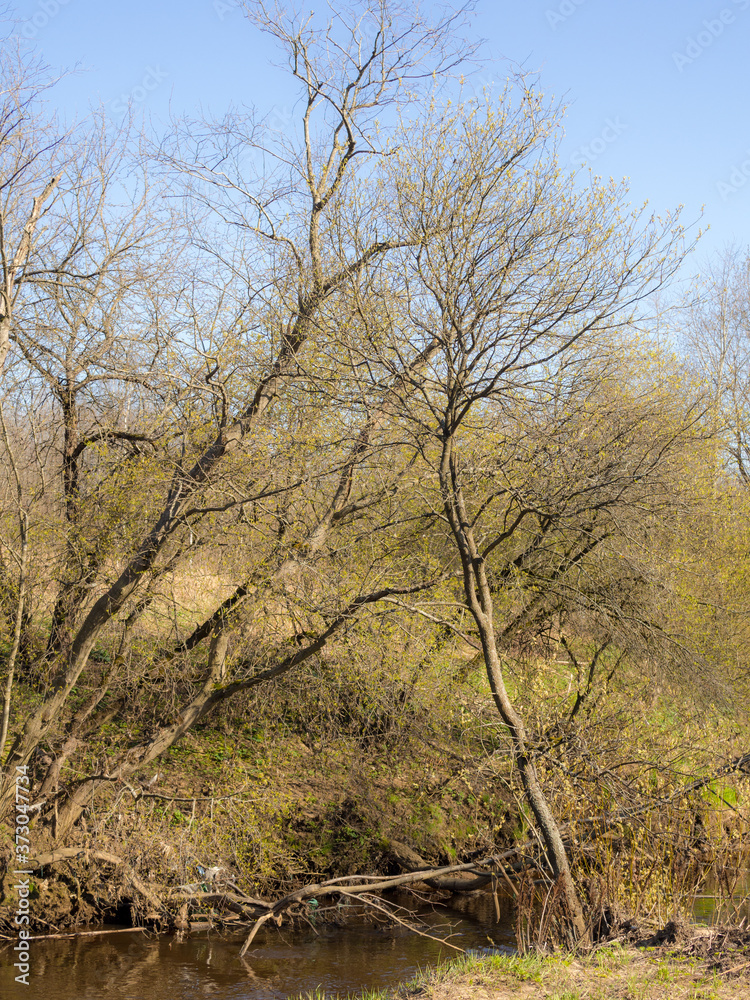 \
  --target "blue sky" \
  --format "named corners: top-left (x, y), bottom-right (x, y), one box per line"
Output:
top-left (8, 0), bottom-right (750, 274)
